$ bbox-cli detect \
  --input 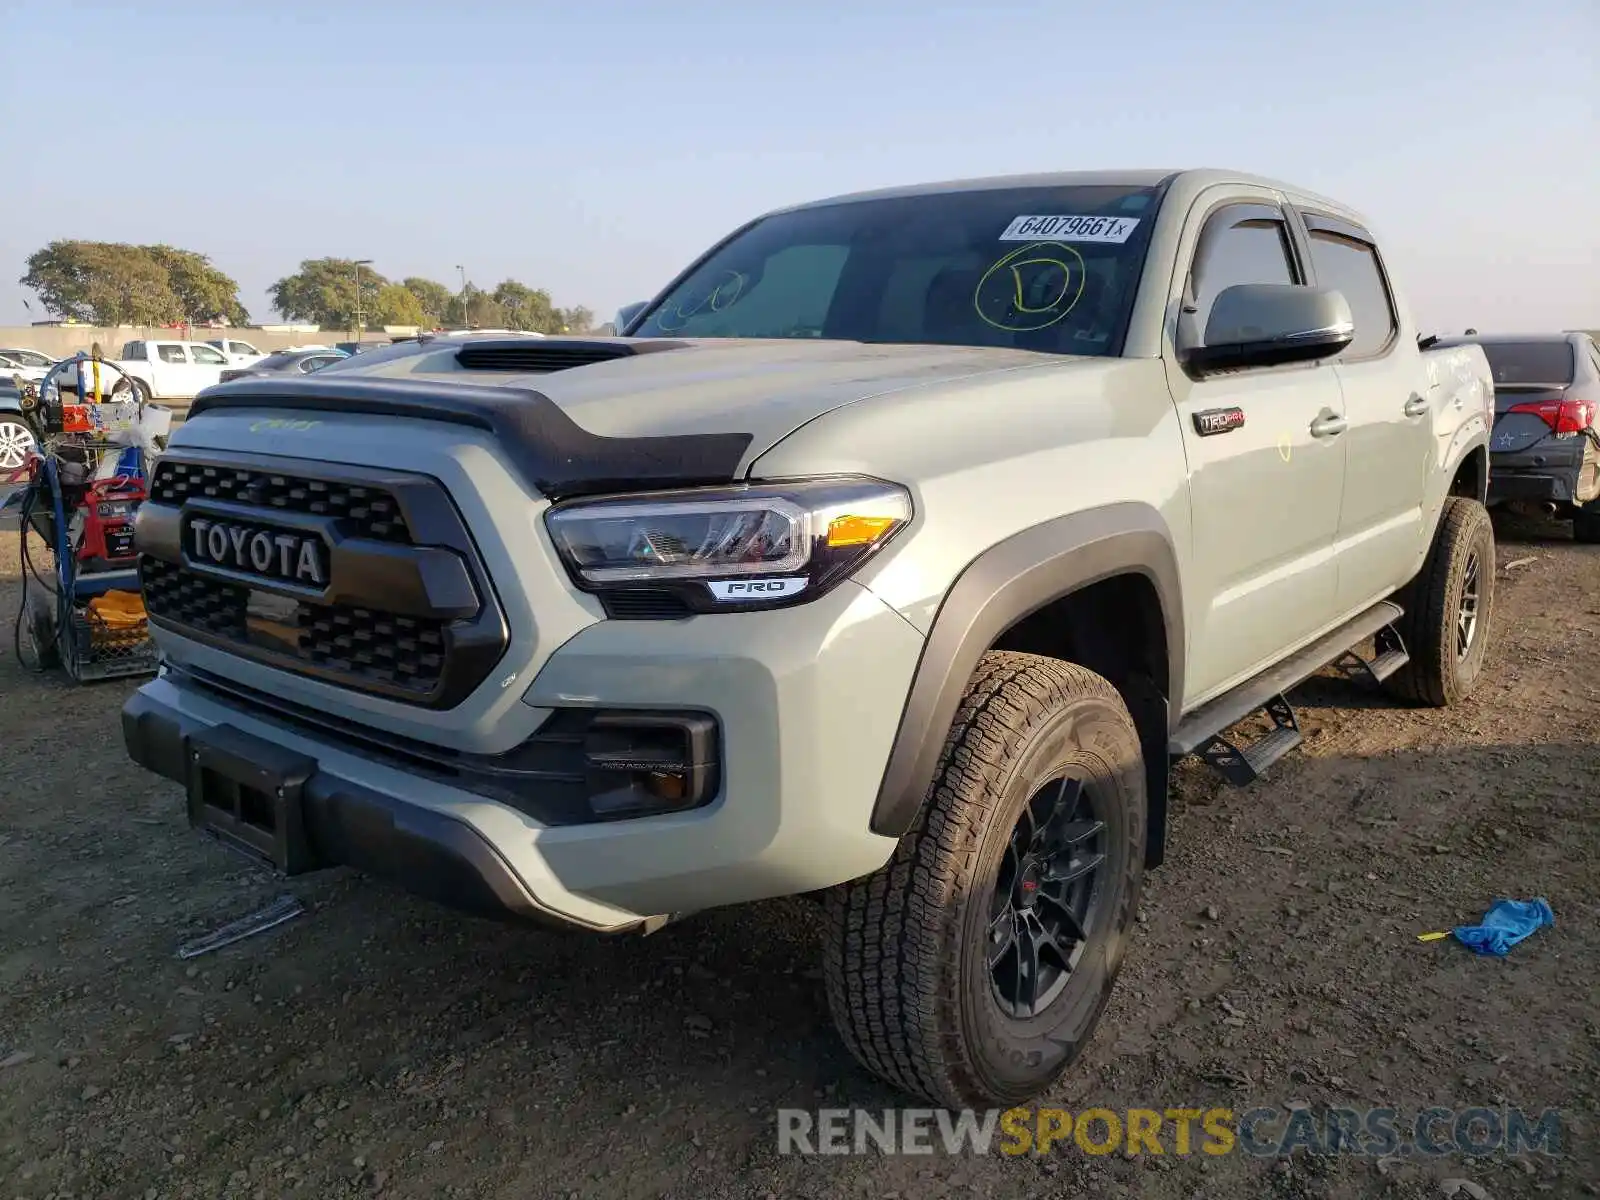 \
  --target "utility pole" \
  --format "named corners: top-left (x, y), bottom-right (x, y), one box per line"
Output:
top-left (456, 264), bottom-right (468, 328)
top-left (353, 259), bottom-right (374, 341)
